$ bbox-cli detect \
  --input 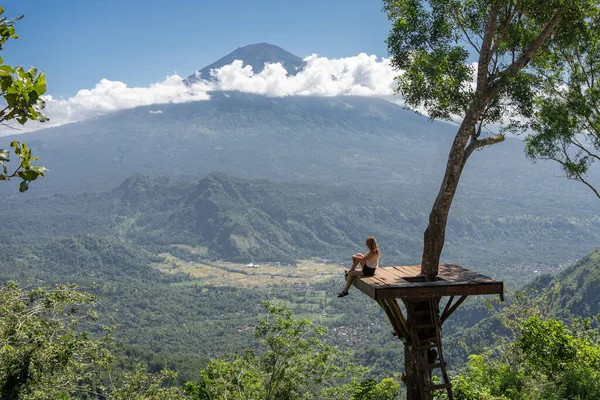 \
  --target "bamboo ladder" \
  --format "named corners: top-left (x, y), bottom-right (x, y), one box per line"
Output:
top-left (406, 296), bottom-right (453, 399)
